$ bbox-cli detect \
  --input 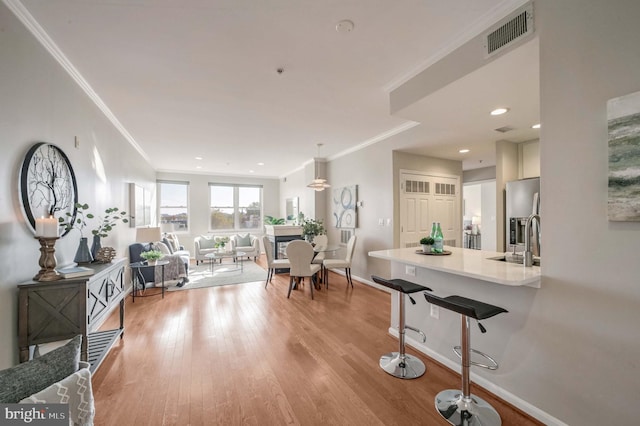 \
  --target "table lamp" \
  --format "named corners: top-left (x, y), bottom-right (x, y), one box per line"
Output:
top-left (136, 226), bottom-right (161, 247)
